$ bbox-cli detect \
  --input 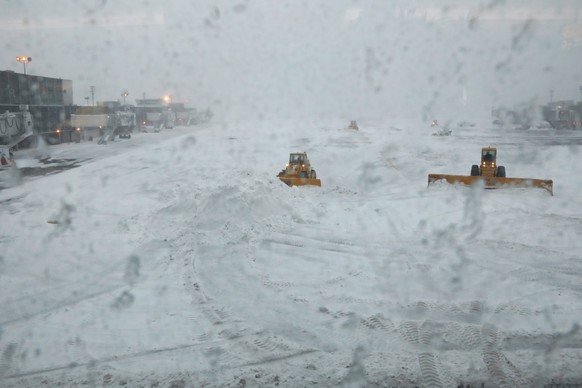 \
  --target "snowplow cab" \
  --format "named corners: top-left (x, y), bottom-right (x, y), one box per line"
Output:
top-left (472, 147), bottom-right (505, 178)
top-left (277, 152), bottom-right (321, 187)
top-left (482, 148), bottom-right (496, 163)
top-left (289, 153), bottom-right (306, 165)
